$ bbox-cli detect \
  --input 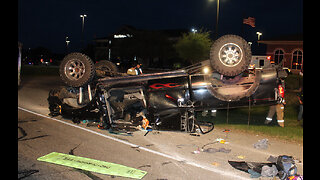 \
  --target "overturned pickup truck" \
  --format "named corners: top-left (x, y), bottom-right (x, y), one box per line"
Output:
top-left (48, 35), bottom-right (287, 134)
